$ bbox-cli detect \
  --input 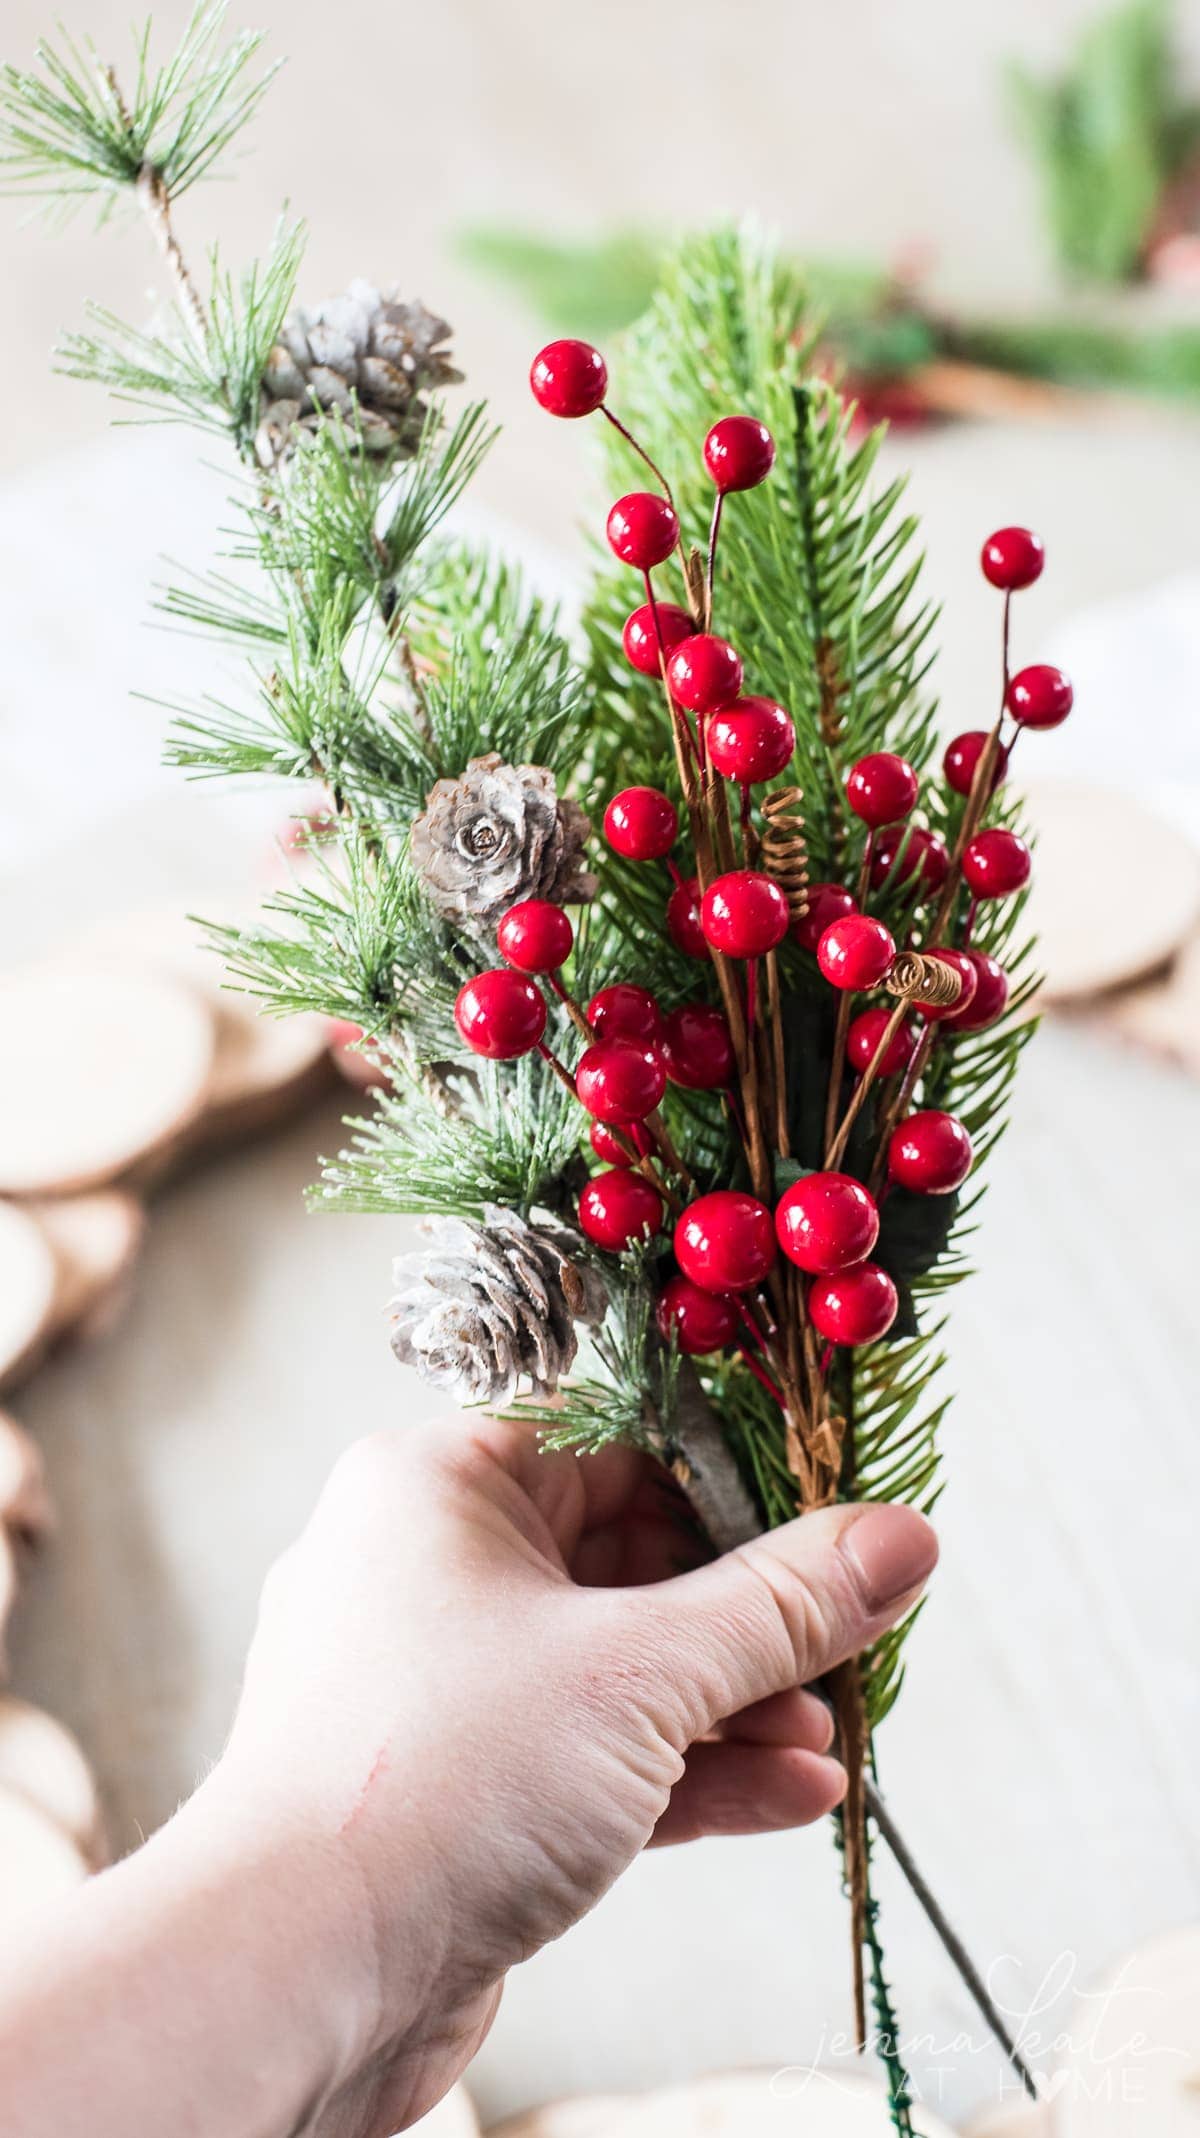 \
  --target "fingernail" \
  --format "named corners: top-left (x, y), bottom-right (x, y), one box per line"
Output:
top-left (841, 1504), bottom-right (938, 1613)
